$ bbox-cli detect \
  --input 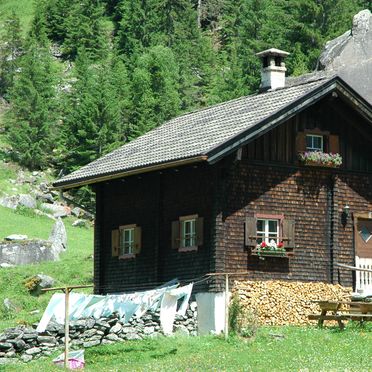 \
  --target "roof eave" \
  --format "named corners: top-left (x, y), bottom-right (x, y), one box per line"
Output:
top-left (206, 77), bottom-right (372, 164)
top-left (52, 155), bottom-right (208, 190)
